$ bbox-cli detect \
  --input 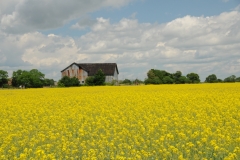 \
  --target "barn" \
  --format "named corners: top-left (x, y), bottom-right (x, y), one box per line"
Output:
top-left (61, 63), bottom-right (119, 84)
